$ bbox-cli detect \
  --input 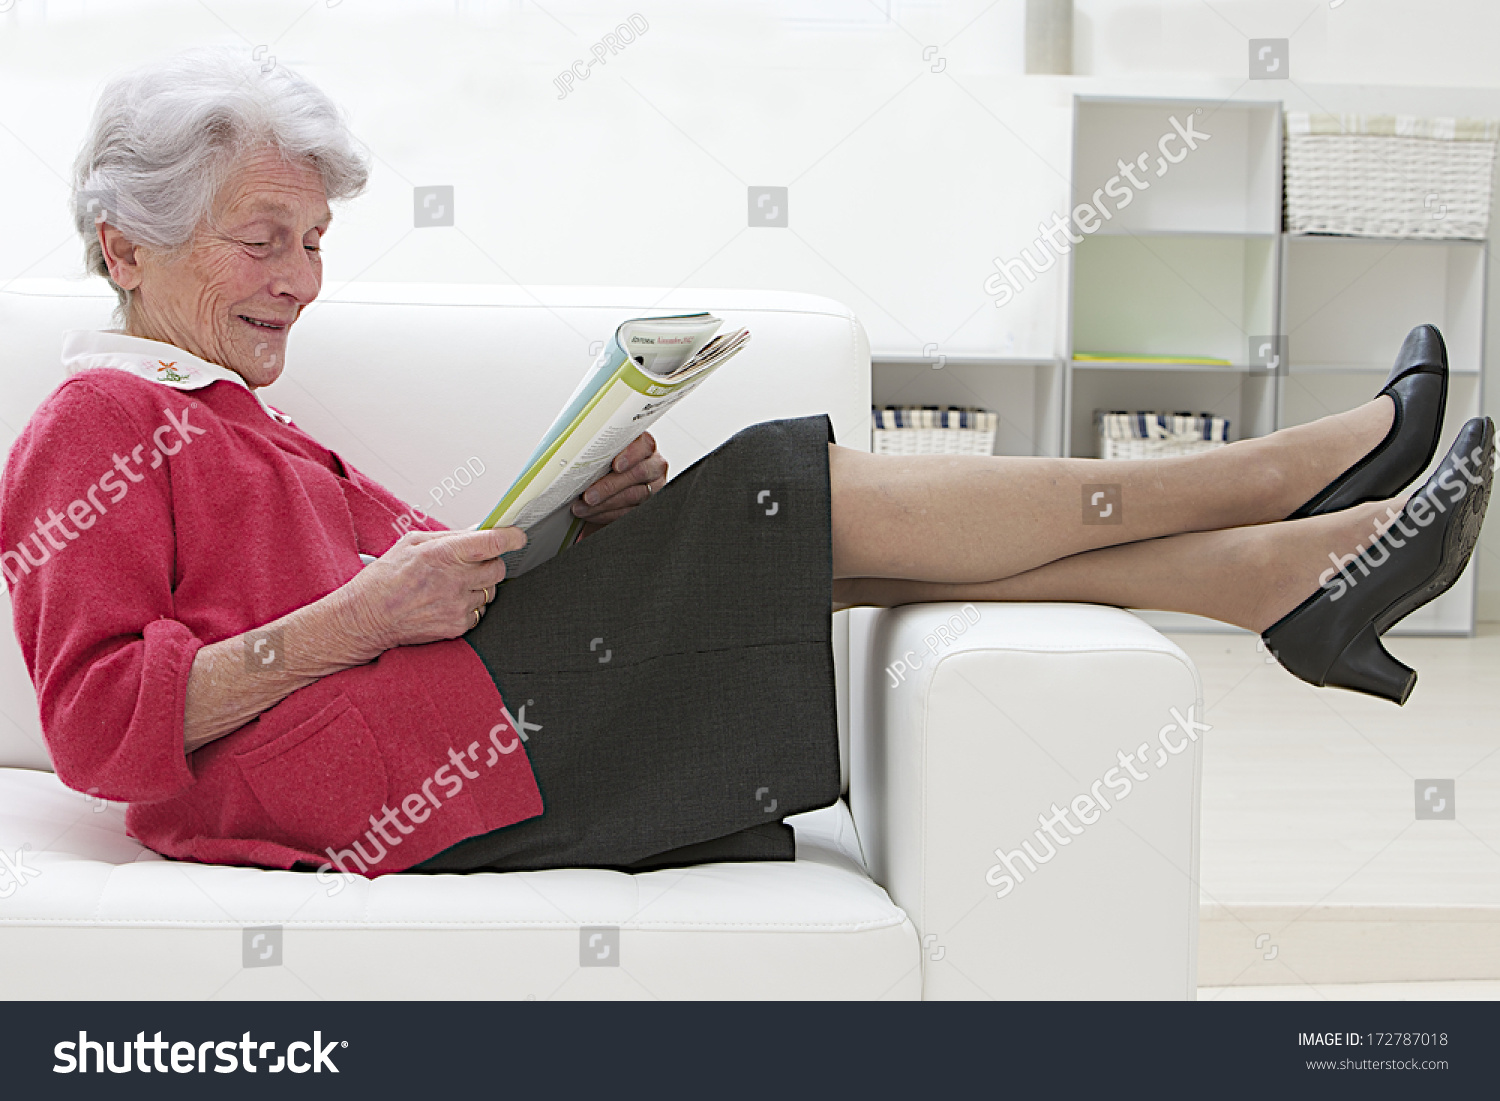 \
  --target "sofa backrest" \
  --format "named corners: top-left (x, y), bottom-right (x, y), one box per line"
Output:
top-left (0, 280), bottom-right (870, 775)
